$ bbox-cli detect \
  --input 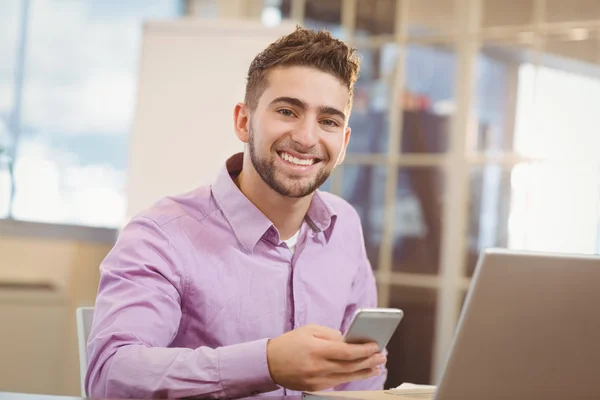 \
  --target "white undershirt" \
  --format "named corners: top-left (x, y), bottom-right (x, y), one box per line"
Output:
top-left (282, 229), bottom-right (301, 254)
